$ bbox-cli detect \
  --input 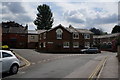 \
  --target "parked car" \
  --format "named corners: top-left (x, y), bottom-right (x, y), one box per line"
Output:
top-left (0, 50), bottom-right (20, 74)
top-left (80, 47), bottom-right (101, 54)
